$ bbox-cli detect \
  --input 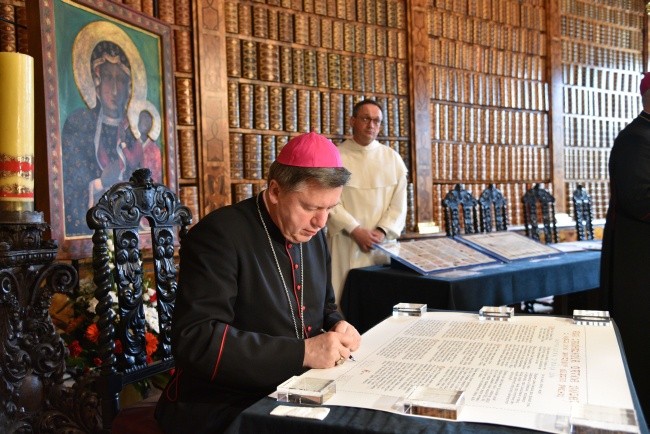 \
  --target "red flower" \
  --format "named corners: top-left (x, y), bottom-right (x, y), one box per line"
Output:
top-left (65, 316), bottom-right (85, 334)
top-left (85, 323), bottom-right (100, 343)
top-left (68, 340), bottom-right (83, 357)
top-left (145, 332), bottom-right (159, 357)
top-left (93, 357), bottom-right (103, 367)
top-left (149, 292), bottom-right (157, 303)
top-left (114, 339), bottom-right (123, 354)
